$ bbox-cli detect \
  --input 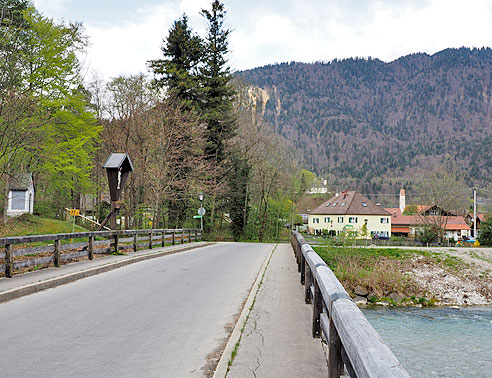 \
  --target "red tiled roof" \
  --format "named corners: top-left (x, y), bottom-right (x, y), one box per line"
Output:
top-left (385, 209), bottom-right (471, 231)
top-left (385, 208), bottom-right (418, 226)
